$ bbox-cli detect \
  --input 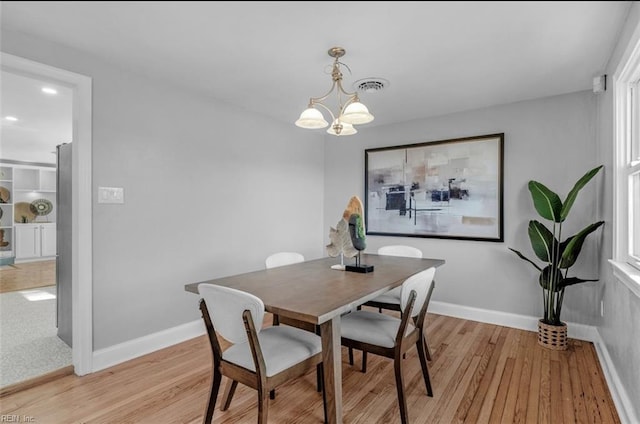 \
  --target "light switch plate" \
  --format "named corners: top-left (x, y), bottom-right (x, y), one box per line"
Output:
top-left (98, 186), bottom-right (124, 204)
